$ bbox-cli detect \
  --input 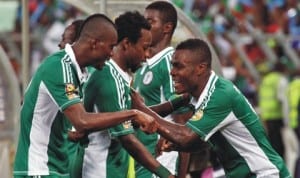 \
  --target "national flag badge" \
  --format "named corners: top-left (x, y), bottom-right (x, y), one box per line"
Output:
top-left (143, 71), bottom-right (153, 85)
top-left (123, 120), bottom-right (132, 129)
top-left (190, 109), bottom-right (203, 121)
top-left (65, 83), bottom-right (78, 100)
